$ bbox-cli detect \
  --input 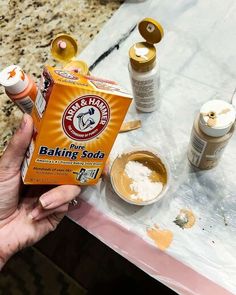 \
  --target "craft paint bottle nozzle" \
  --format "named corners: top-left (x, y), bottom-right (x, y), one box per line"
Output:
top-left (57, 40), bottom-right (67, 49)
